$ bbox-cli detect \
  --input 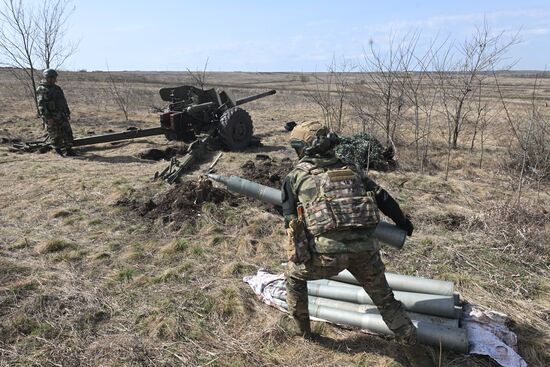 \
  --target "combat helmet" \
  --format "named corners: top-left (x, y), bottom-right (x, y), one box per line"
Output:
top-left (289, 120), bottom-right (339, 157)
top-left (42, 69), bottom-right (58, 78)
